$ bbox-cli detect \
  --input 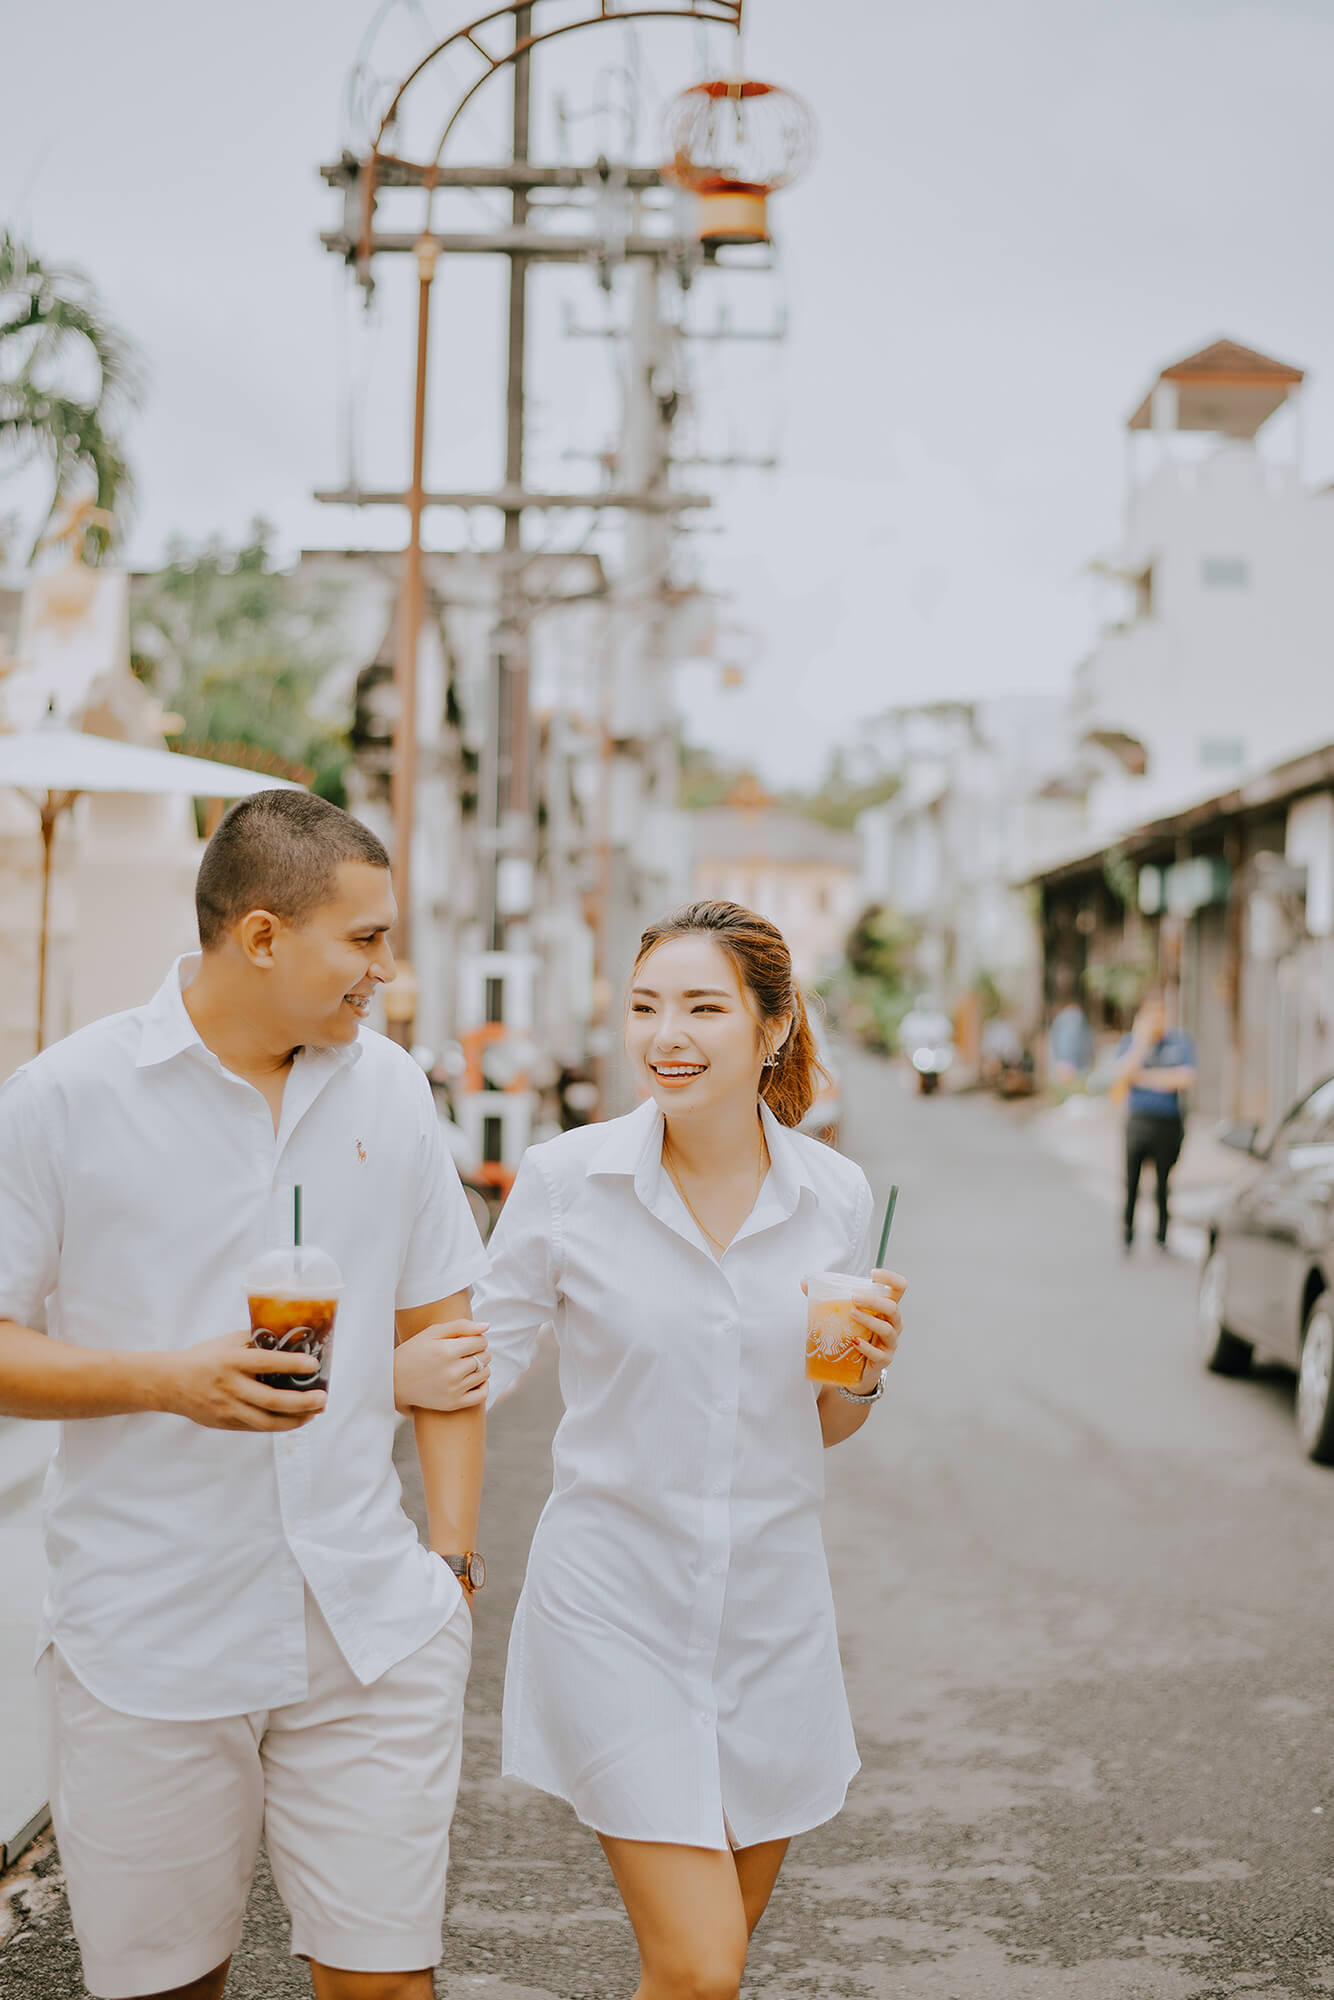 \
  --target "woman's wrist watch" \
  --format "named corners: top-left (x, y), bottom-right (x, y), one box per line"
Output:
top-left (836, 1372), bottom-right (885, 1406)
top-left (443, 1552), bottom-right (486, 1591)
